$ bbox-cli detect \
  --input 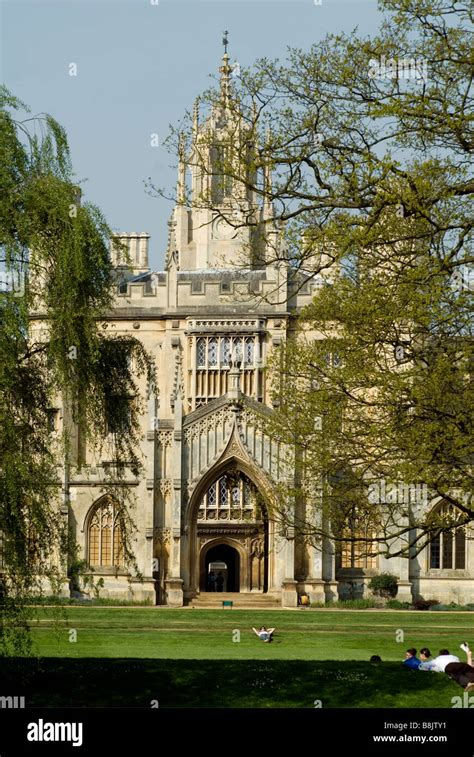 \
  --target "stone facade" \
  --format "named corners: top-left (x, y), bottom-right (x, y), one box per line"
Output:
top-left (38, 50), bottom-right (473, 607)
